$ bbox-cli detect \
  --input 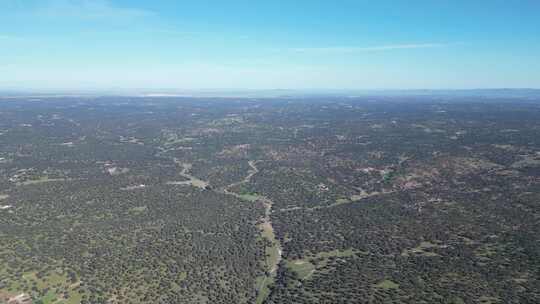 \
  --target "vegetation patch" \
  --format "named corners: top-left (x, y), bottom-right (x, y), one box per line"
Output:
top-left (374, 280), bottom-right (400, 290)
top-left (0, 269), bottom-right (82, 304)
top-left (16, 177), bottom-right (67, 186)
top-left (478, 296), bottom-right (501, 304)
top-left (236, 193), bottom-right (261, 202)
top-left (286, 260), bottom-right (316, 280)
top-left (401, 241), bottom-right (447, 257)
top-left (129, 206), bottom-right (148, 213)
top-left (286, 249), bottom-right (364, 280)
